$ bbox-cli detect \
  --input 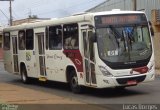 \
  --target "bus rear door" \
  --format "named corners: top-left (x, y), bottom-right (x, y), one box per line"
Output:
top-left (11, 35), bottom-right (19, 73)
top-left (35, 32), bottom-right (47, 81)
